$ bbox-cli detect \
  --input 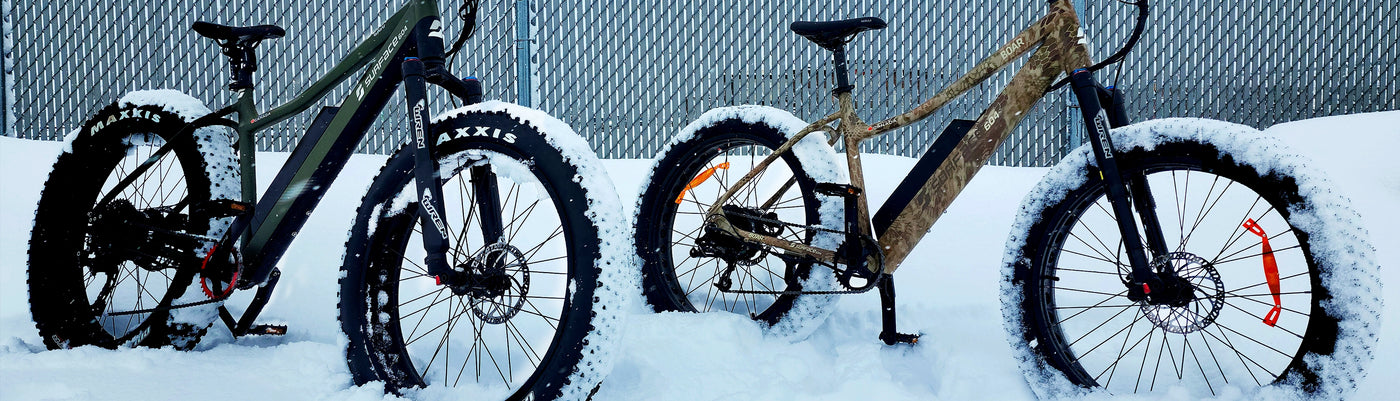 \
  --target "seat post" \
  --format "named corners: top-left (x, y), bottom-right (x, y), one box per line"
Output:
top-left (223, 45), bottom-right (258, 91)
top-left (190, 22), bottom-right (284, 90)
top-left (831, 46), bottom-right (854, 95)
